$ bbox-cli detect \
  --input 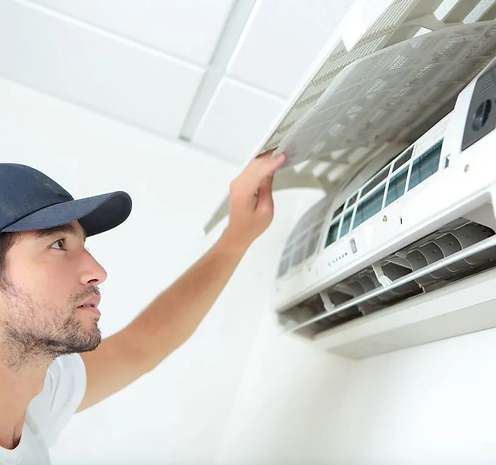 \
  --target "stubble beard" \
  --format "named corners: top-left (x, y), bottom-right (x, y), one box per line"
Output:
top-left (0, 282), bottom-right (102, 371)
